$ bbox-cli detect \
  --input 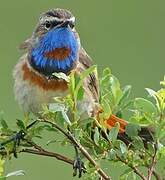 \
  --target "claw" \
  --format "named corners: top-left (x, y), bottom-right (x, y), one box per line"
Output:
top-left (0, 121), bottom-right (37, 158)
top-left (12, 130), bottom-right (26, 158)
top-left (73, 157), bottom-right (86, 178)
